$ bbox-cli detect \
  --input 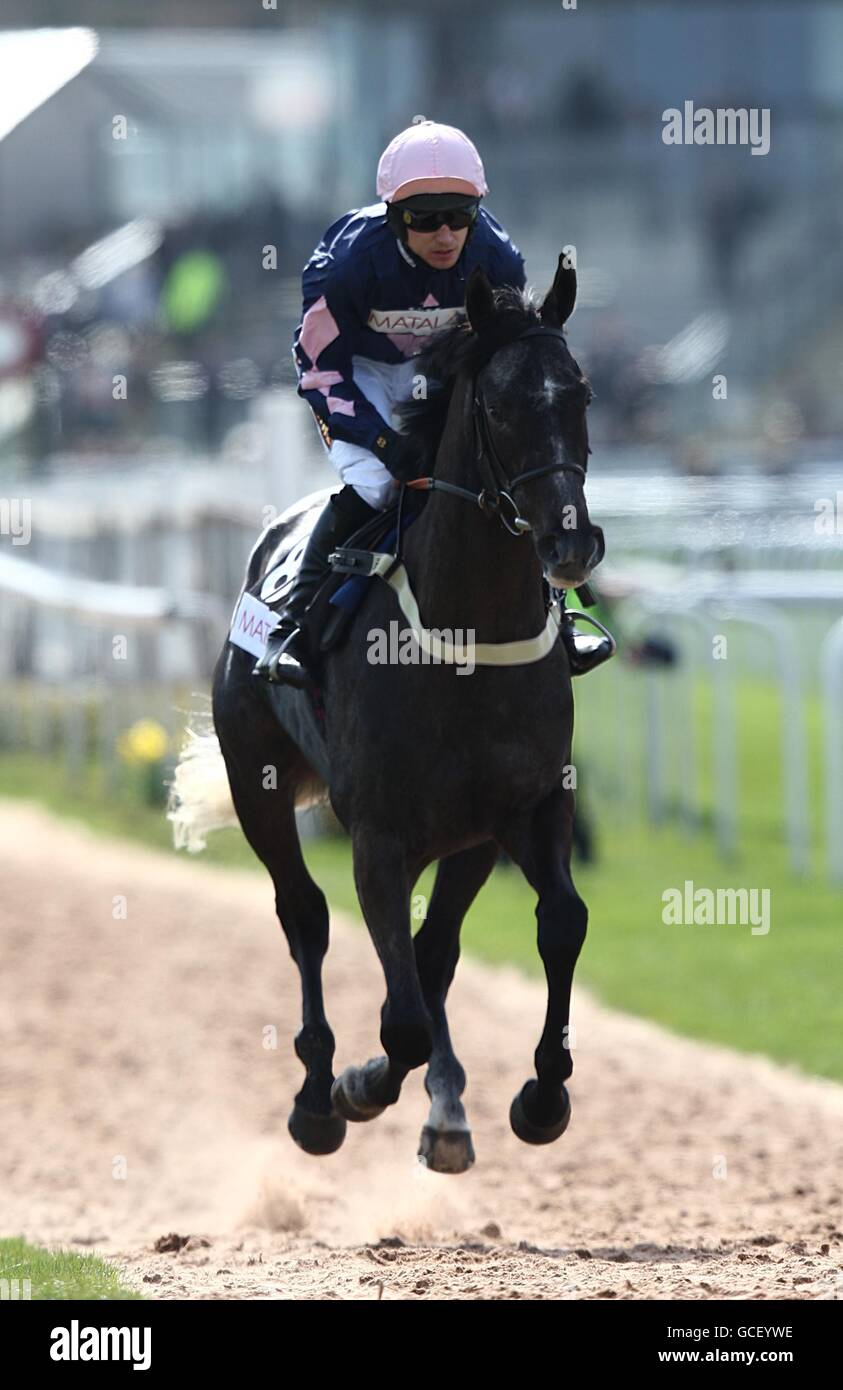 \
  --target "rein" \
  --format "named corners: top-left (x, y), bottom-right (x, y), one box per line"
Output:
top-left (406, 324), bottom-right (586, 537)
